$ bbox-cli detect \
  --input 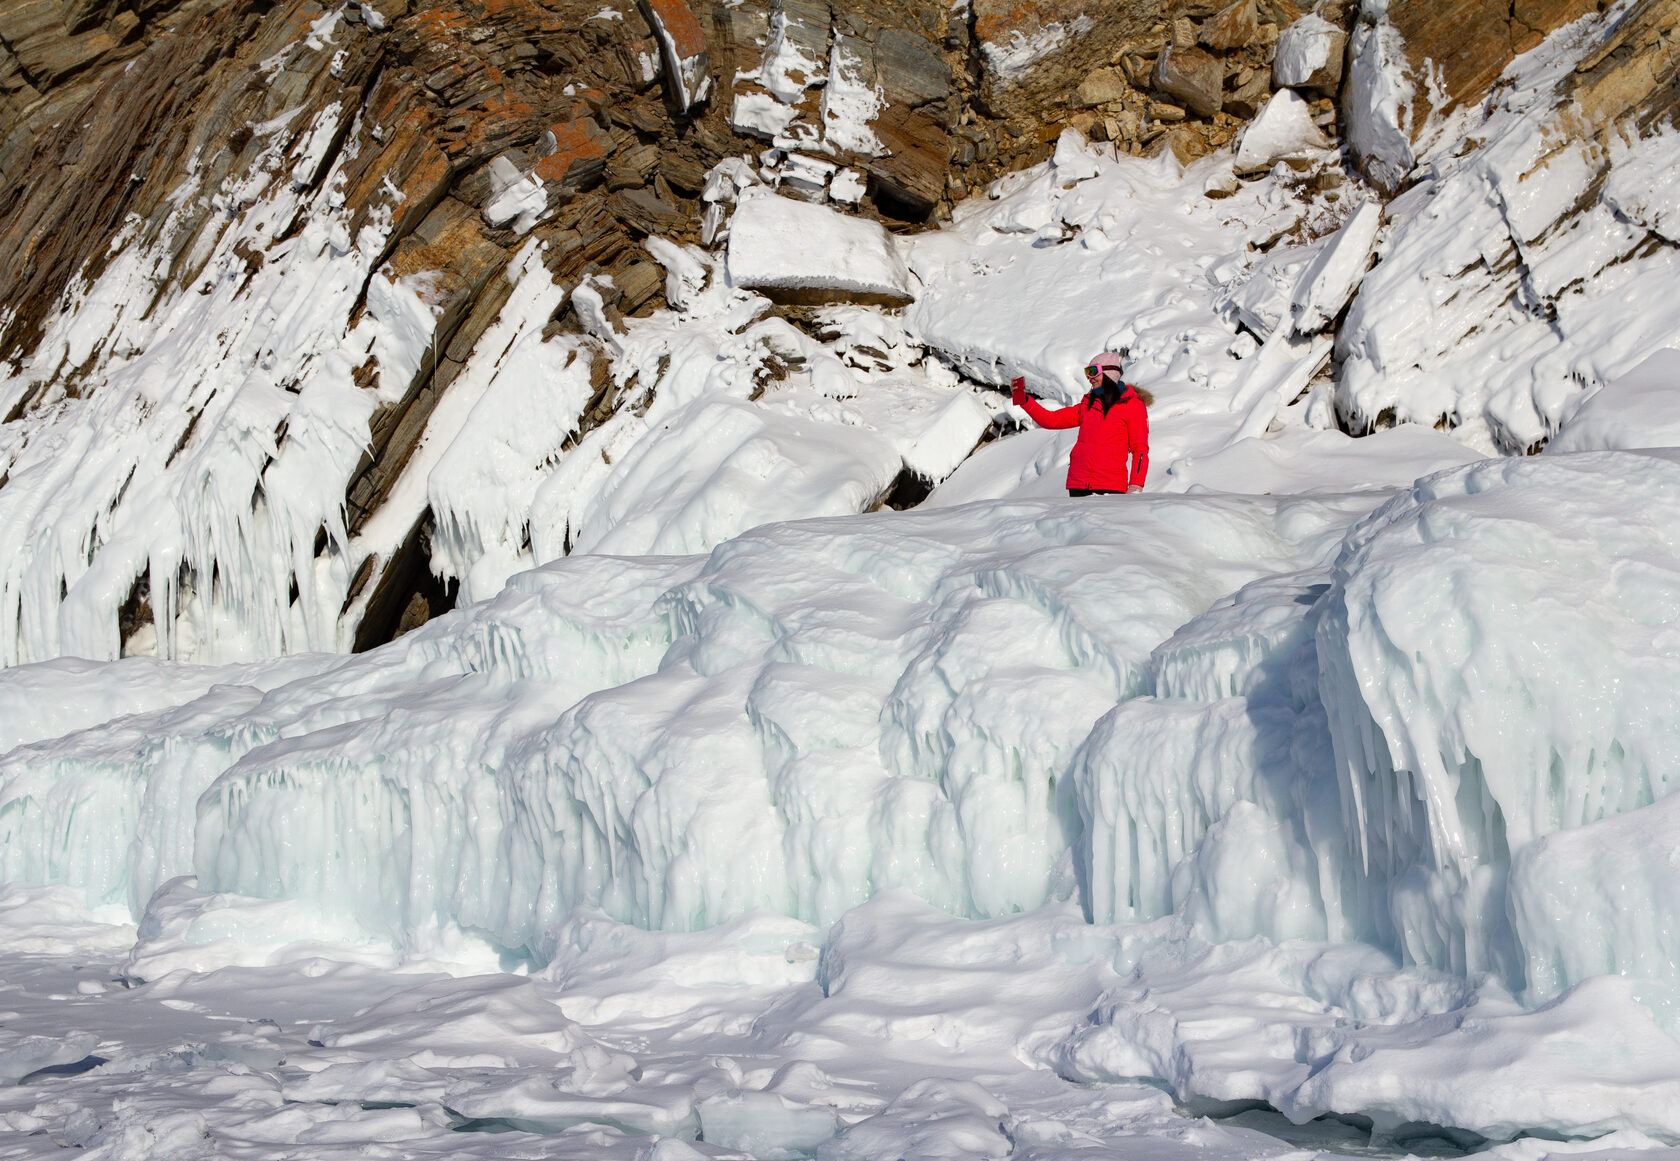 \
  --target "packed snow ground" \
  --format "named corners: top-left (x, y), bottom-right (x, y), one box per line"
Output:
top-left (6, 4), bottom-right (1680, 1159)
